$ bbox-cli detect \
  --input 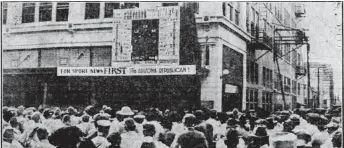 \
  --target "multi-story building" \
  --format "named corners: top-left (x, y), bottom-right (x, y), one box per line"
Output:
top-left (309, 63), bottom-right (334, 109)
top-left (2, 2), bottom-right (309, 112)
top-left (2, 2), bottom-right (202, 110)
top-left (196, 2), bottom-right (308, 112)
